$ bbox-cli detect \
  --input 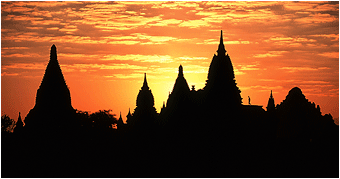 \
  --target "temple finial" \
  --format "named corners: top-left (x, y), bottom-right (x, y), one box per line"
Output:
top-left (217, 30), bottom-right (226, 56)
top-left (178, 64), bottom-right (183, 77)
top-left (50, 44), bottom-right (57, 60)
top-left (270, 90), bottom-right (273, 98)
top-left (142, 73), bottom-right (149, 89)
